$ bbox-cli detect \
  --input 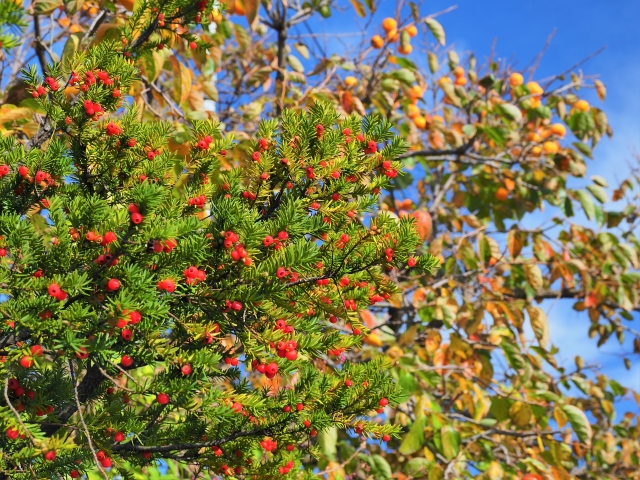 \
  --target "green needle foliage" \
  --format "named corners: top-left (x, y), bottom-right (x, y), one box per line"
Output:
top-left (0, 34), bottom-right (438, 478)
